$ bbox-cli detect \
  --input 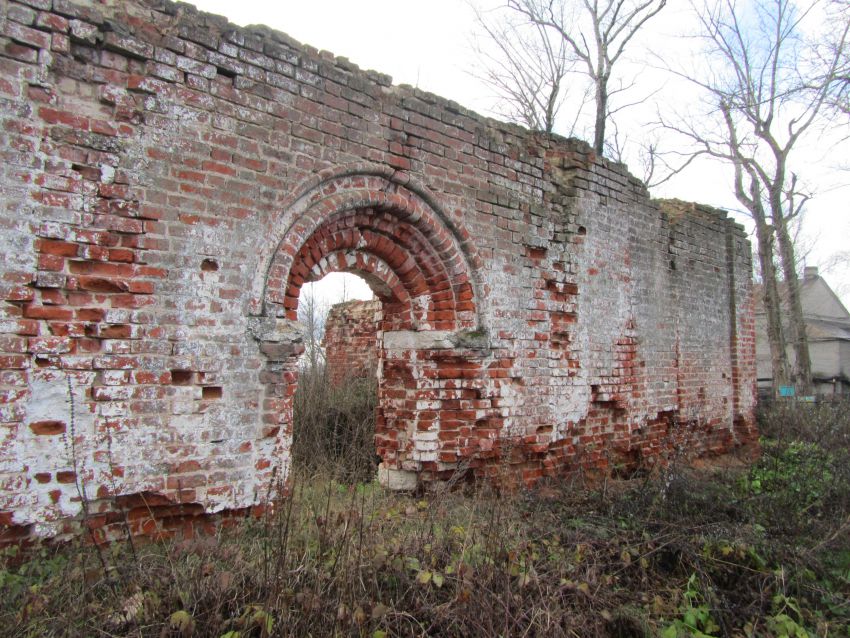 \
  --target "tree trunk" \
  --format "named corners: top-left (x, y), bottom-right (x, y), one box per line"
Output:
top-left (593, 77), bottom-right (607, 155)
top-left (772, 211), bottom-right (813, 393)
top-left (726, 133), bottom-right (793, 396)
top-left (544, 76), bottom-right (559, 134)
top-left (753, 212), bottom-right (791, 393)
